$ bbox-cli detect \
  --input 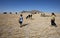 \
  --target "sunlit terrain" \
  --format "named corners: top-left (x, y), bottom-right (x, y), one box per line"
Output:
top-left (0, 13), bottom-right (60, 38)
